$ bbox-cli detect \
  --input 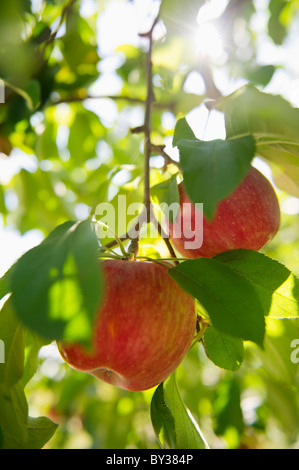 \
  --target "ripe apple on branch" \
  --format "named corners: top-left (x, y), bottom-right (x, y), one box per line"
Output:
top-left (168, 166), bottom-right (280, 258)
top-left (58, 259), bottom-right (197, 392)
